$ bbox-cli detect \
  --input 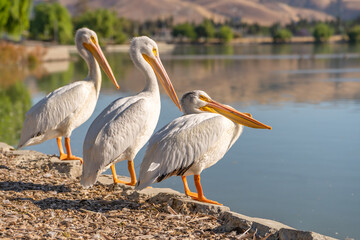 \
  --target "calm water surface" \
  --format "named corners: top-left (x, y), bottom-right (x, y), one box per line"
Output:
top-left (1, 43), bottom-right (360, 239)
